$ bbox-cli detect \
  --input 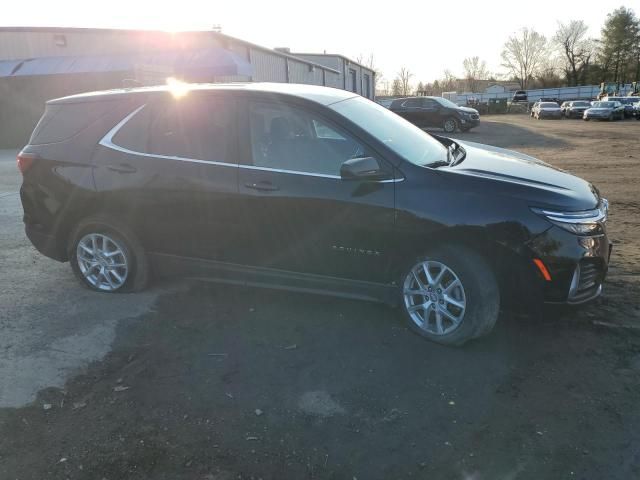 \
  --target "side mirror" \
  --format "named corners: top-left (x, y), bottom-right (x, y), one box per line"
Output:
top-left (340, 156), bottom-right (392, 181)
